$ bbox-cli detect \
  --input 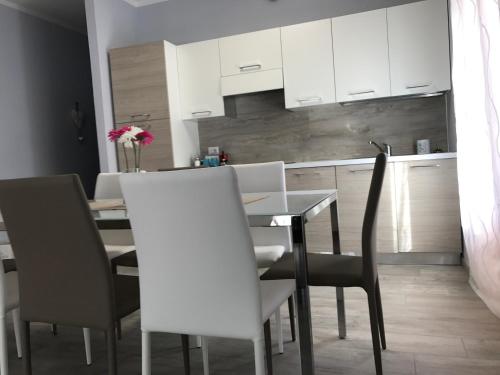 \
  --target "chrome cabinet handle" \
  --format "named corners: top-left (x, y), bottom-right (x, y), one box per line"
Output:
top-left (239, 64), bottom-right (262, 72)
top-left (406, 83), bottom-right (431, 89)
top-left (349, 168), bottom-right (374, 173)
top-left (130, 113), bottom-right (151, 119)
top-left (410, 164), bottom-right (440, 169)
top-left (297, 96), bottom-right (322, 104)
top-left (191, 110), bottom-right (212, 117)
top-left (348, 89), bottom-right (375, 96)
